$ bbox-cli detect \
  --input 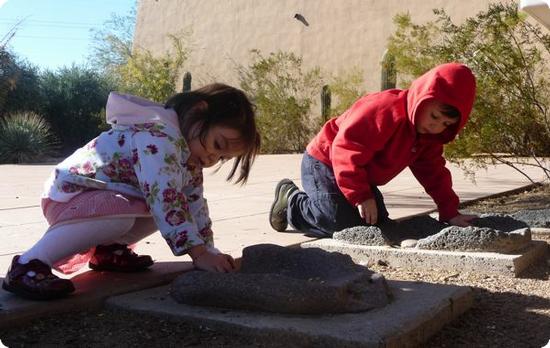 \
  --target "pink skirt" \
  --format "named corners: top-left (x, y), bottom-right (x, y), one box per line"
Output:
top-left (42, 190), bottom-right (150, 274)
